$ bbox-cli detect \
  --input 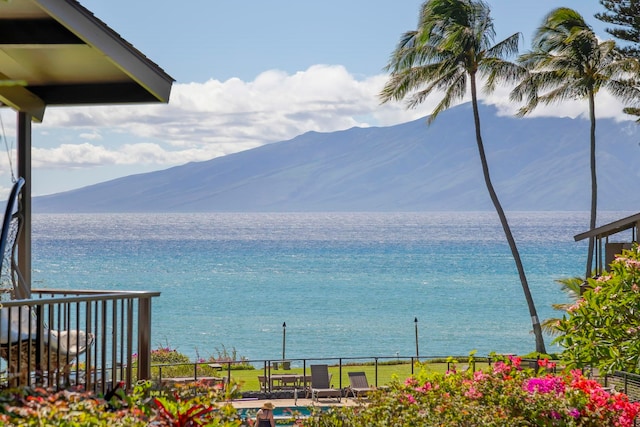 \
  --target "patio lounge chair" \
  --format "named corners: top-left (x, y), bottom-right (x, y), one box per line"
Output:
top-left (0, 178), bottom-right (94, 386)
top-left (347, 371), bottom-right (374, 398)
top-left (309, 364), bottom-right (341, 402)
